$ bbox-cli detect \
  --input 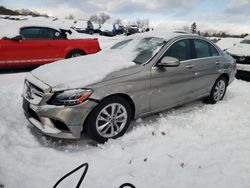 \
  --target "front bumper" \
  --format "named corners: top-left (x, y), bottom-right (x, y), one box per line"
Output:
top-left (23, 97), bottom-right (98, 139)
top-left (237, 63), bottom-right (250, 72)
